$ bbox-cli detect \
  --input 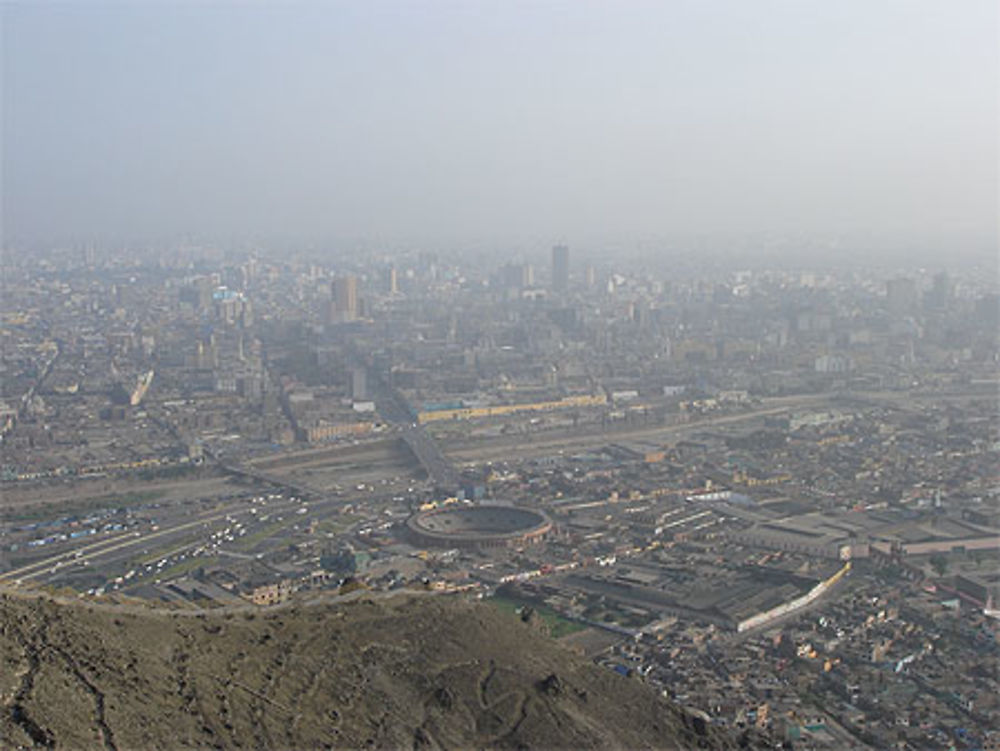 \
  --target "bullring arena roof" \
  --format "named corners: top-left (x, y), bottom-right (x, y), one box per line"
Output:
top-left (406, 504), bottom-right (552, 548)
